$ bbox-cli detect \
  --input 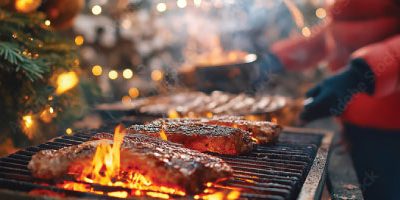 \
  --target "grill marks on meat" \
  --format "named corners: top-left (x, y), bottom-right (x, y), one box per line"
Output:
top-left (149, 117), bottom-right (282, 145)
top-left (28, 133), bottom-right (233, 194)
top-left (202, 116), bottom-right (282, 144)
top-left (128, 121), bottom-right (254, 155)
